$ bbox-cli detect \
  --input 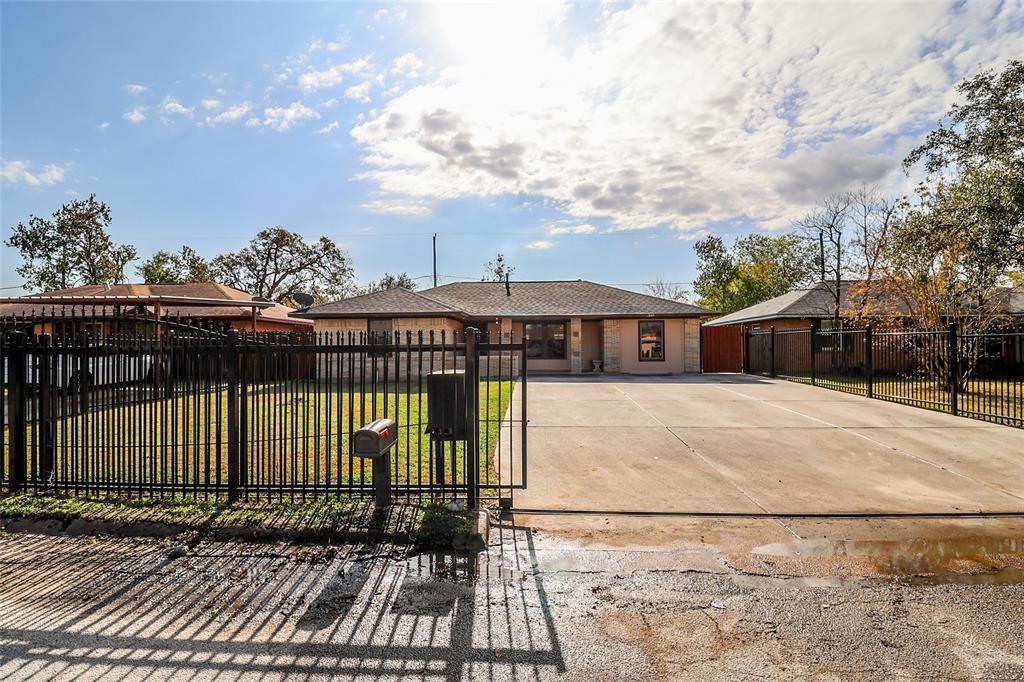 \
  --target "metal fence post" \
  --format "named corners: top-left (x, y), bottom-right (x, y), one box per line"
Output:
top-left (865, 325), bottom-right (873, 400)
top-left (743, 328), bottom-right (750, 374)
top-left (38, 333), bottom-right (56, 484)
top-left (6, 331), bottom-right (27, 492)
top-left (810, 320), bottom-right (818, 386)
top-left (769, 326), bottom-right (776, 378)
top-left (464, 327), bottom-right (480, 509)
top-left (225, 329), bottom-right (240, 501)
top-left (948, 322), bottom-right (959, 417)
